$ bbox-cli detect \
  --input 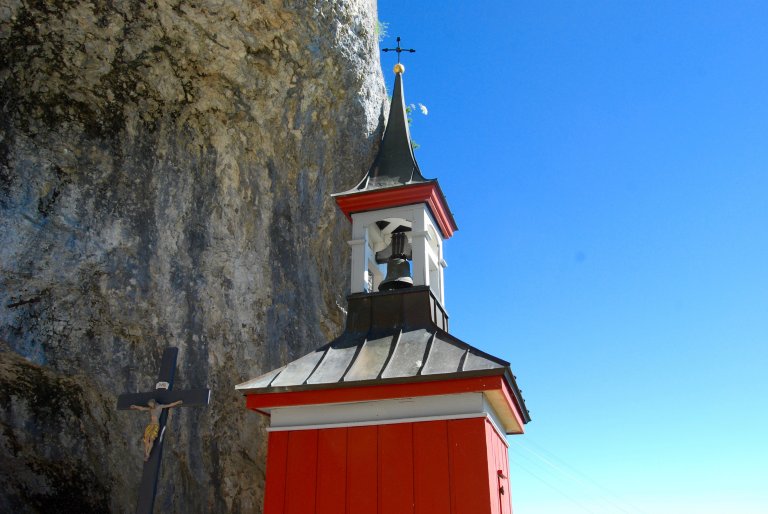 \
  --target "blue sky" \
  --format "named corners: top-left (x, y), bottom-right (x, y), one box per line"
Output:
top-left (377, 1), bottom-right (768, 513)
